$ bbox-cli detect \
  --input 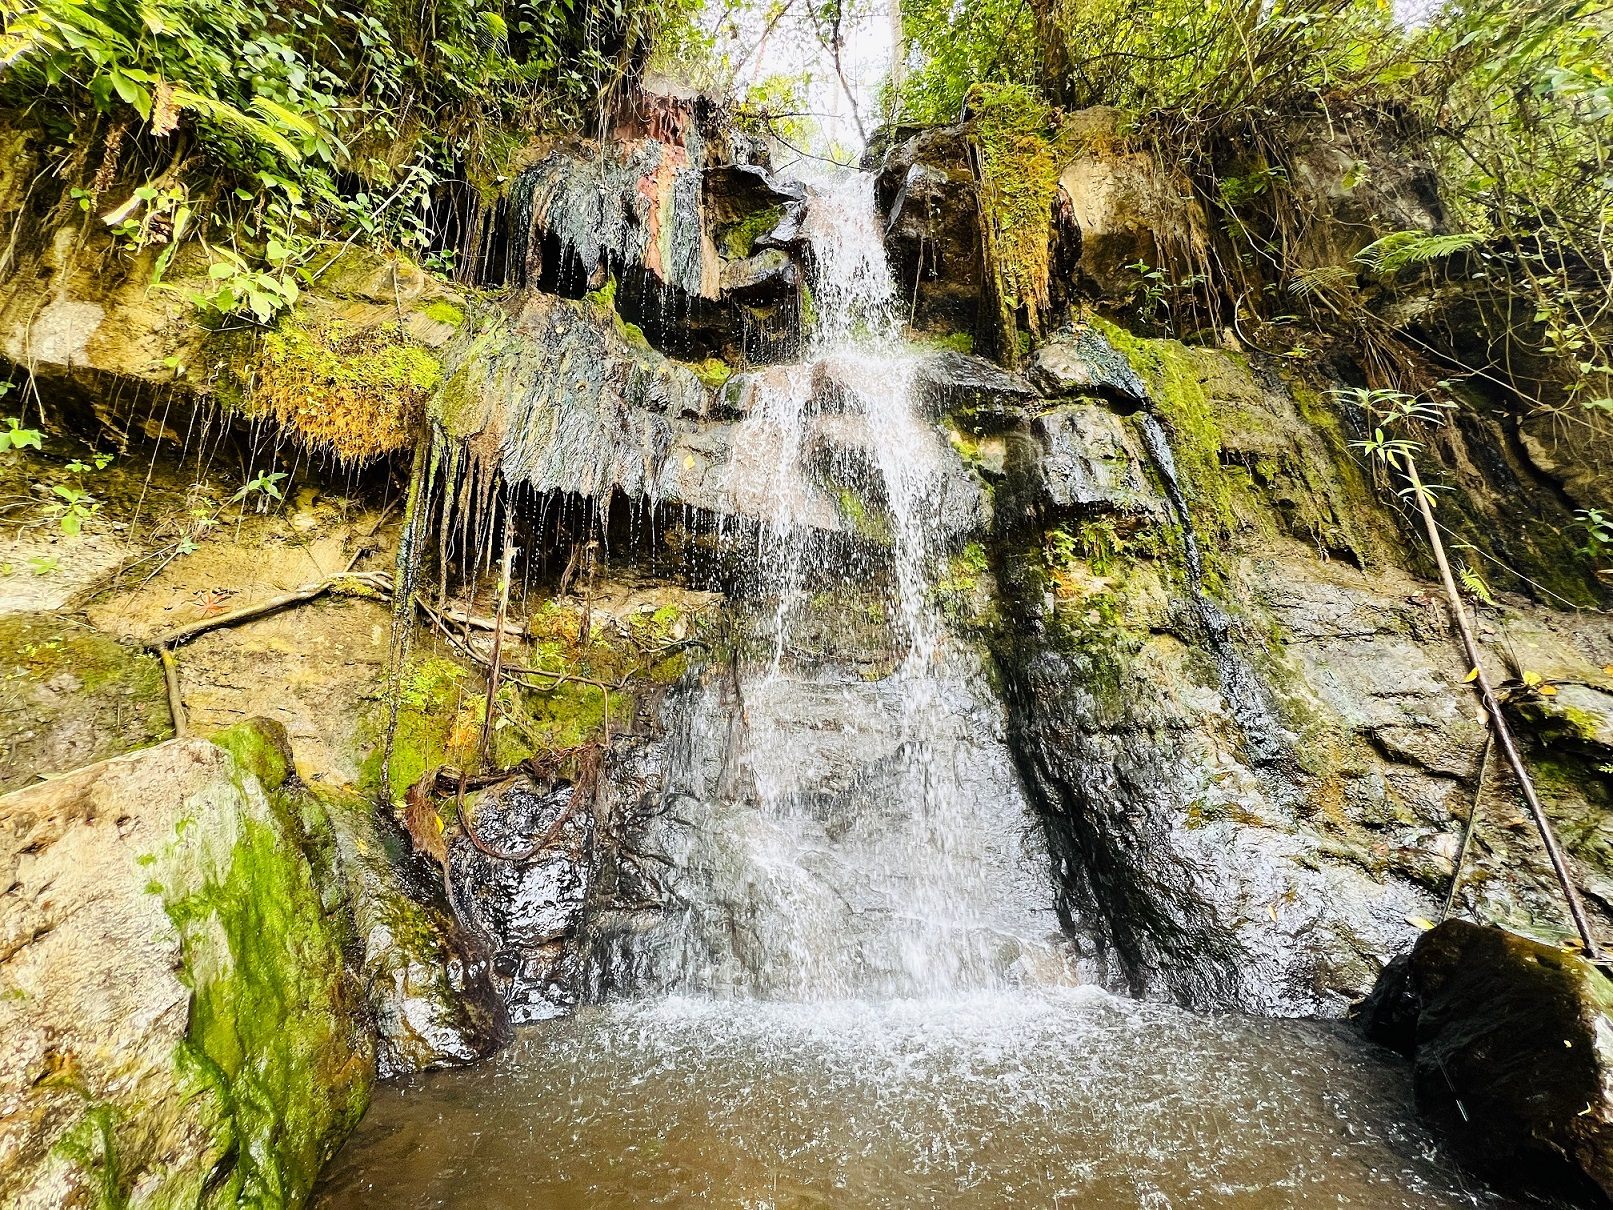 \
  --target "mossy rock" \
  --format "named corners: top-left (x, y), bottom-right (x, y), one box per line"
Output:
top-left (251, 315), bottom-right (440, 462)
top-left (209, 717), bottom-right (294, 791)
top-left (0, 739), bottom-right (374, 1207)
top-left (0, 614), bottom-right (171, 794)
